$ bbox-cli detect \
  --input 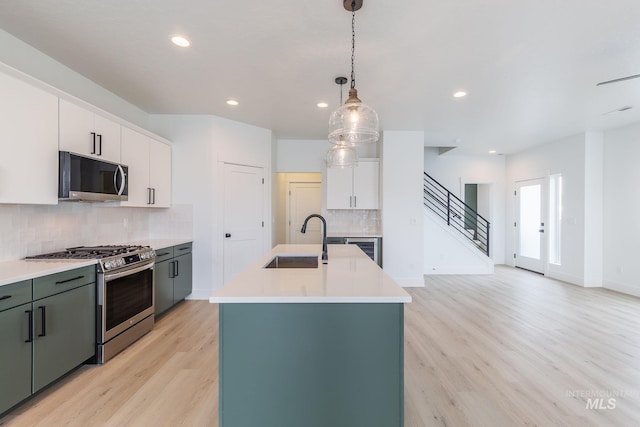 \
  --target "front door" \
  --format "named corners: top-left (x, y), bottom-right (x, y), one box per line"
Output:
top-left (515, 178), bottom-right (545, 274)
top-left (288, 182), bottom-right (322, 244)
top-left (223, 163), bottom-right (264, 284)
